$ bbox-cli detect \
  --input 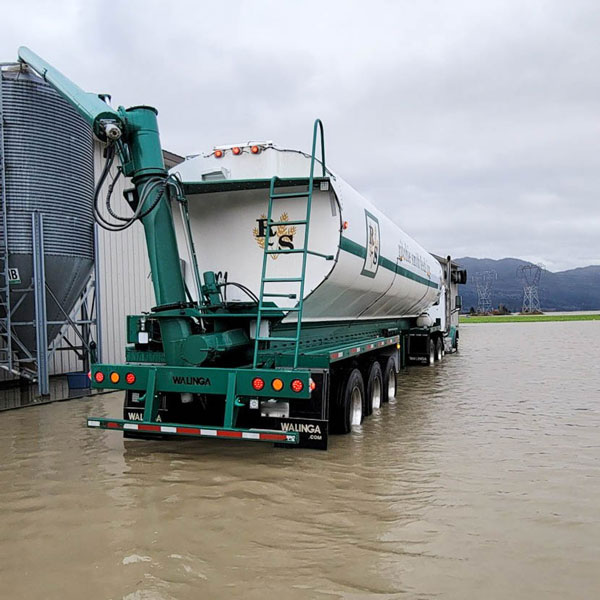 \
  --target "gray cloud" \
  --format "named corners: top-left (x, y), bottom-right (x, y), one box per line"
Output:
top-left (2, 0), bottom-right (599, 270)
